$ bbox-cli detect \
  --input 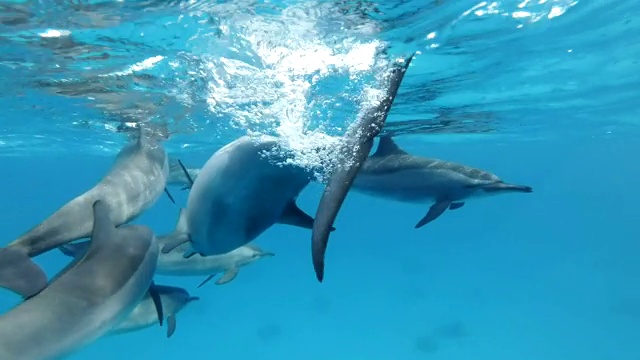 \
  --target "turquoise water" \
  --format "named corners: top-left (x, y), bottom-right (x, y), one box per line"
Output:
top-left (1, 0), bottom-right (639, 359)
